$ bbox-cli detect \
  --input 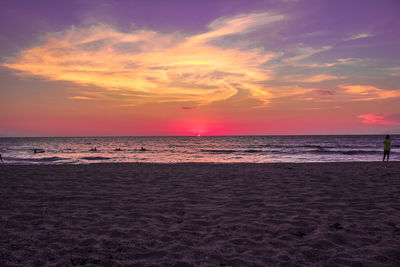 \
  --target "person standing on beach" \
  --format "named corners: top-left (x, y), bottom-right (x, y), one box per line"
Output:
top-left (383, 135), bottom-right (391, 162)
top-left (0, 154), bottom-right (3, 163)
